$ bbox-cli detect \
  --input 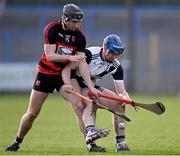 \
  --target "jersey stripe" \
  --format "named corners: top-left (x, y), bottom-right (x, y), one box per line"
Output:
top-left (39, 60), bottom-right (62, 72)
top-left (112, 61), bottom-right (119, 68)
top-left (37, 65), bottom-right (61, 75)
top-left (40, 54), bottom-right (62, 71)
top-left (92, 54), bottom-right (99, 60)
top-left (113, 79), bottom-right (124, 83)
top-left (38, 54), bottom-right (64, 75)
top-left (92, 54), bottom-right (99, 58)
